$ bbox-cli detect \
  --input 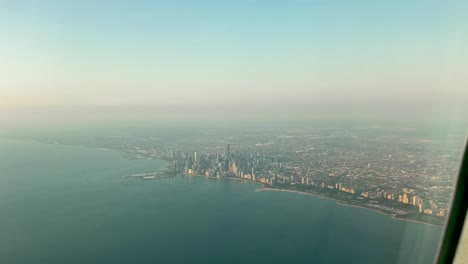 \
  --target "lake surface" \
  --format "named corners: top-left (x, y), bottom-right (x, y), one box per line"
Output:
top-left (0, 139), bottom-right (442, 263)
